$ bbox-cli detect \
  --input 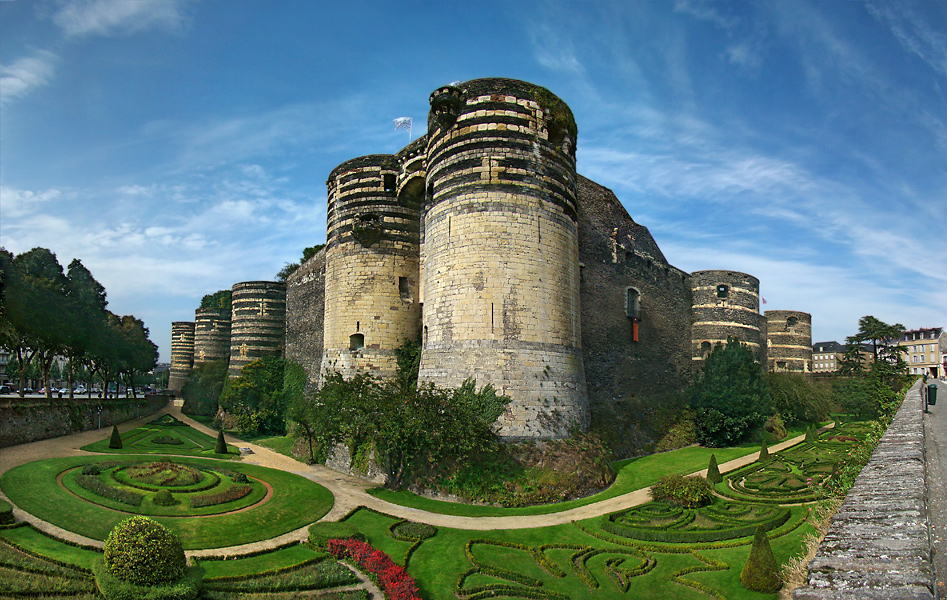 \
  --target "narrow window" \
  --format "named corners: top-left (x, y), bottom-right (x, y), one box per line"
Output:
top-left (716, 284), bottom-right (729, 298)
top-left (399, 277), bottom-right (411, 302)
top-left (625, 287), bottom-right (640, 320)
top-left (701, 341), bottom-right (712, 357)
top-left (349, 333), bottom-right (364, 351)
top-left (787, 316), bottom-right (798, 331)
top-left (383, 174), bottom-right (396, 192)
